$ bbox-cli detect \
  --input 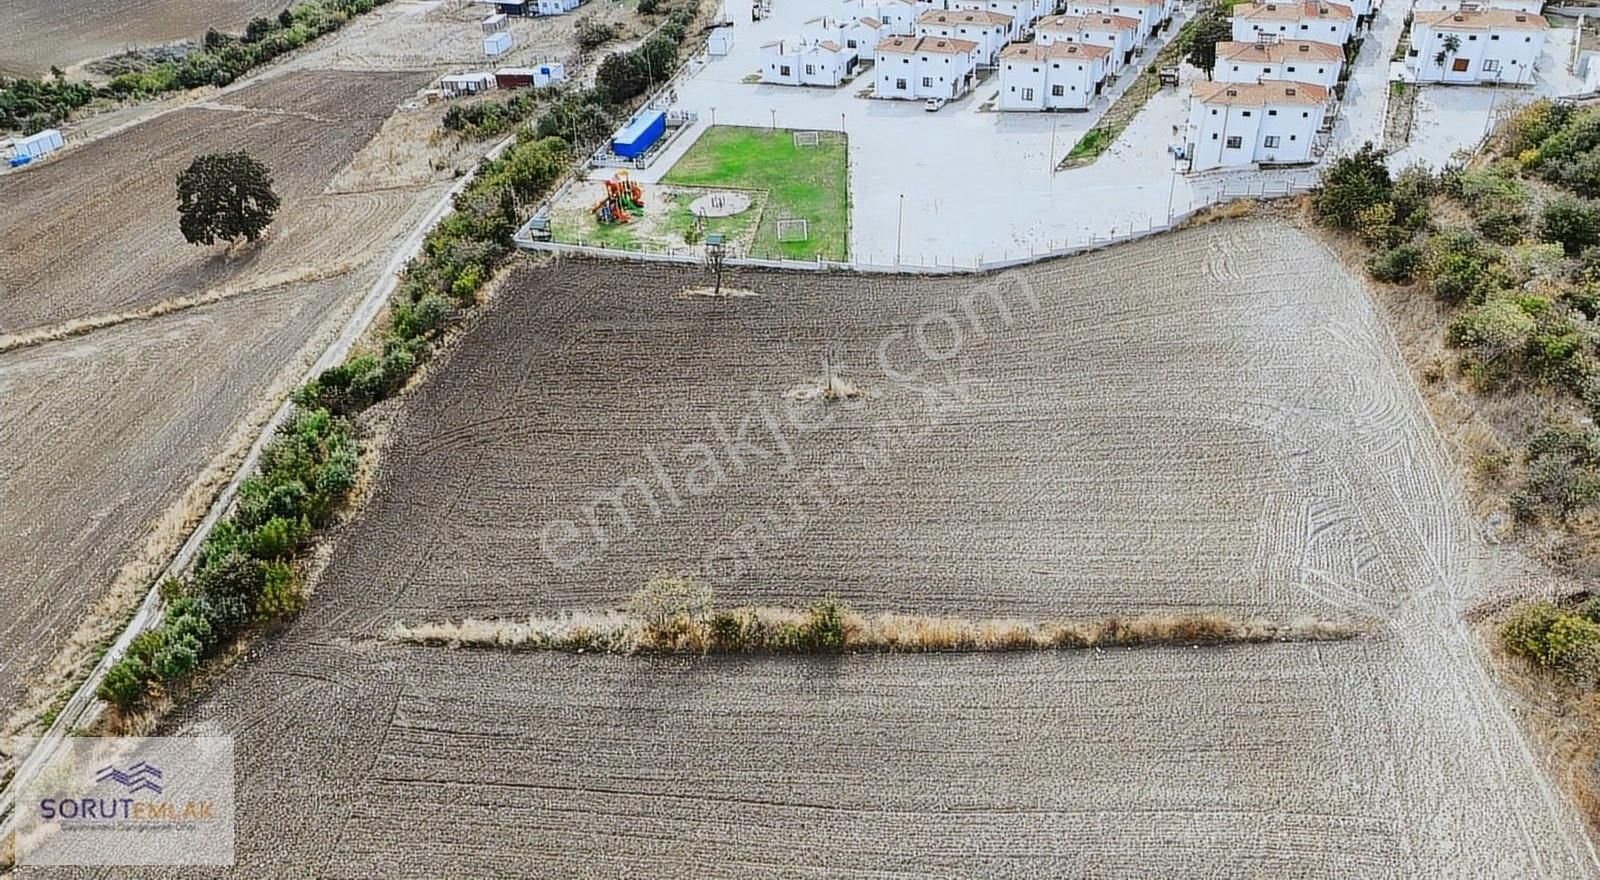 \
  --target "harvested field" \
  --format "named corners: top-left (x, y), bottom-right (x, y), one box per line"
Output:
top-left (0, 69), bottom-right (431, 336)
top-left (0, 276), bottom-right (351, 716)
top-left (0, 0), bottom-right (284, 77)
top-left (34, 219), bottom-right (1598, 876)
